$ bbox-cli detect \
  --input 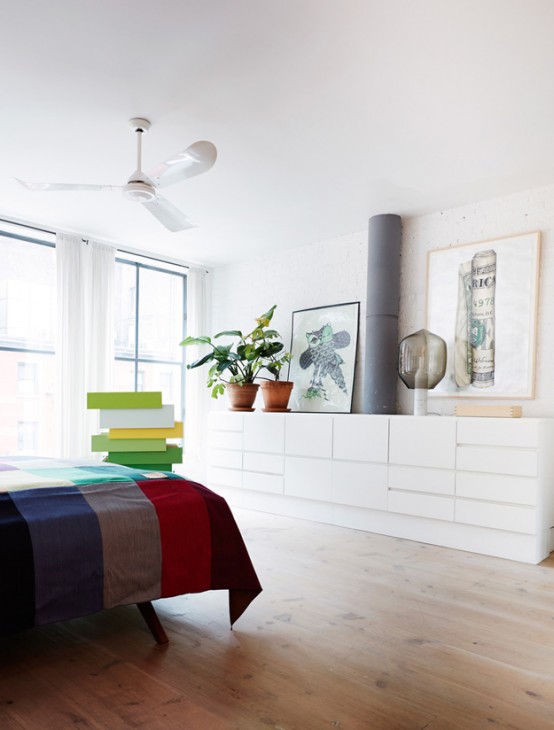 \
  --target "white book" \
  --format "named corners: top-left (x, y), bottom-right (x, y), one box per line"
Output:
top-left (99, 404), bottom-right (175, 429)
